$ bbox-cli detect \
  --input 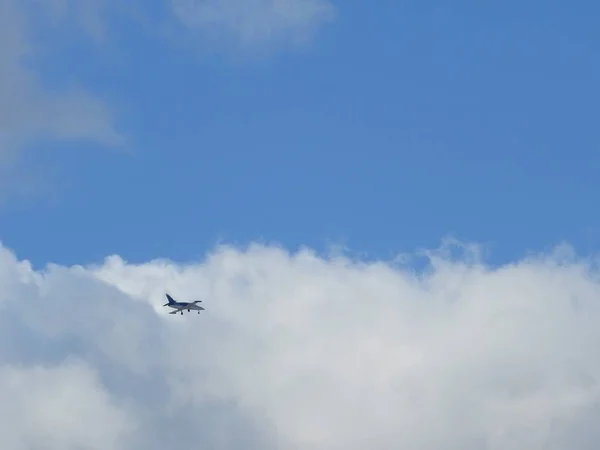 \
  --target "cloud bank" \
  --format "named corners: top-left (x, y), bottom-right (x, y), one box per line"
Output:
top-left (2, 239), bottom-right (600, 448)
